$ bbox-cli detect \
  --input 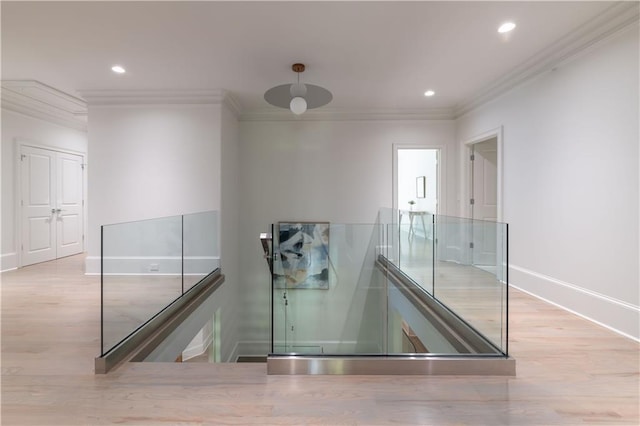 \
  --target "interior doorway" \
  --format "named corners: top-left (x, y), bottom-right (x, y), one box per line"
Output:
top-left (19, 144), bottom-right (85, 267)
top-left (391, 146), bottom-right (441, 287)
top-left (466, 128), bottom-right (503, 272)
top-left (395, 148), bottom-right (440, 239)
top-left (470, 138), bottom-right (498, 223)
top-left (465, 128), bottom-right (503, 222)
top-left (398, 149), bottom-right (439, 214)
top-left (470, 138), bottom-right (498, 268)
